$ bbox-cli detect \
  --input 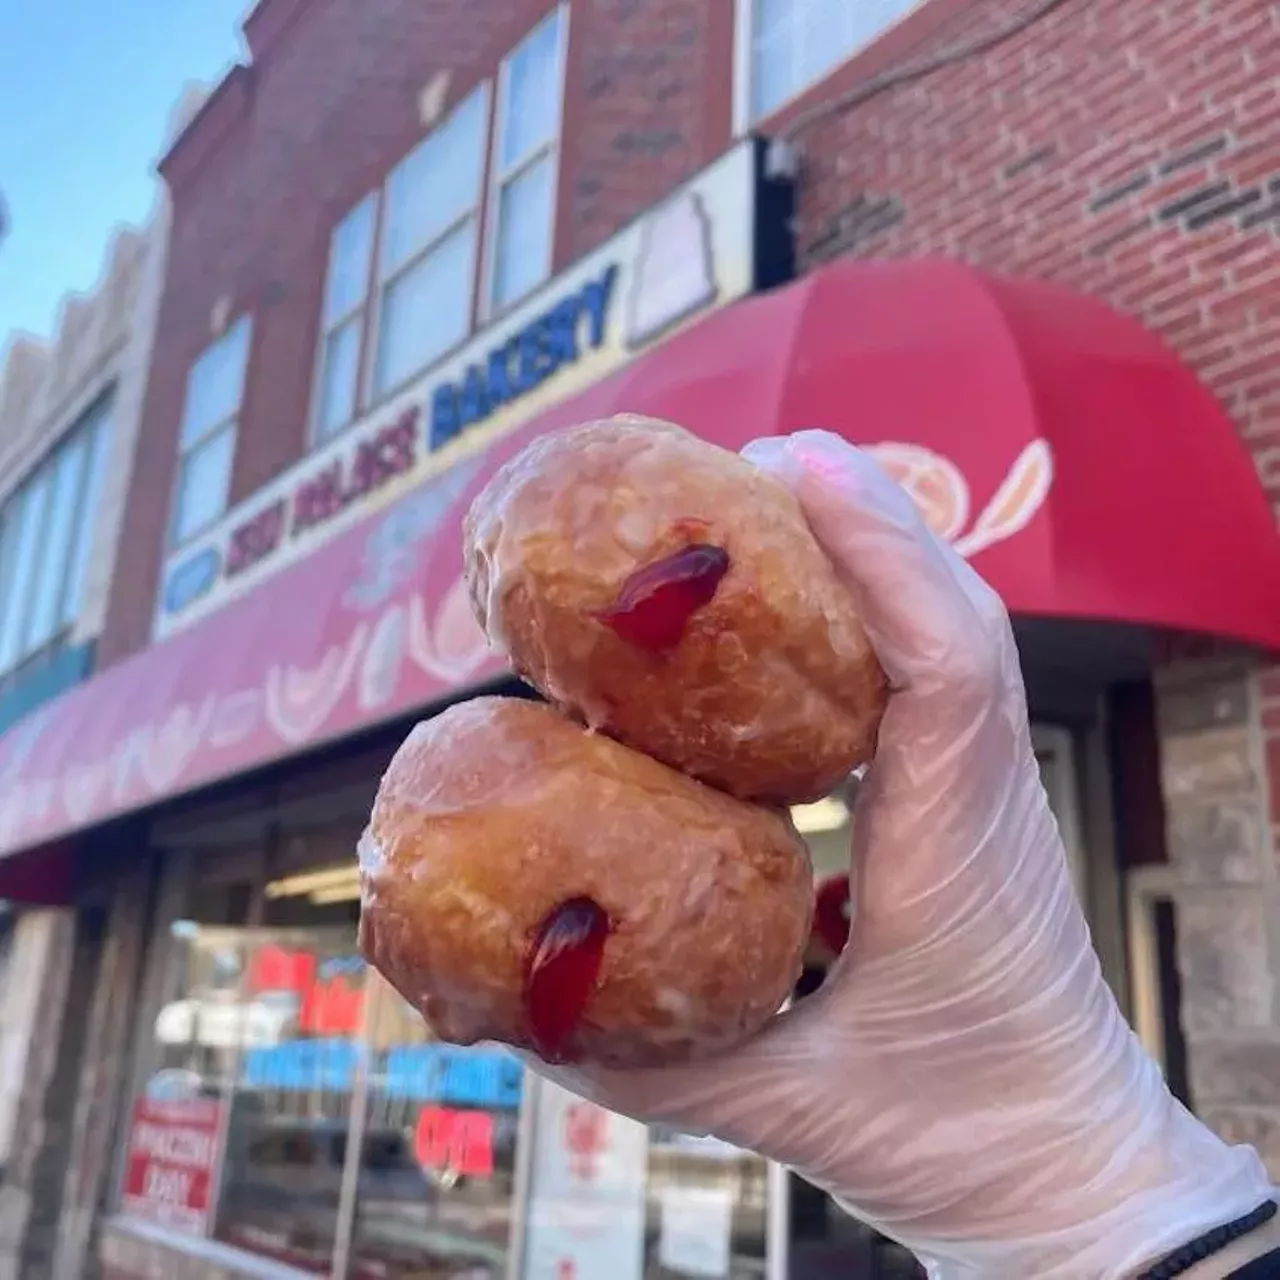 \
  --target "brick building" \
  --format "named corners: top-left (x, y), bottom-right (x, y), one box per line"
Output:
top-left (0, 1), bottom-right (1278, 1277)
